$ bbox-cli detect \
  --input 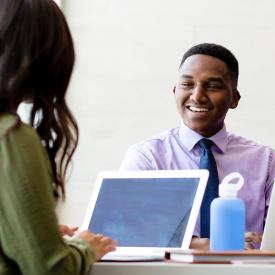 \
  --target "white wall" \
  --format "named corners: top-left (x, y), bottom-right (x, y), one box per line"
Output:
top-left (57, 0), bottom-right (275, 225)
